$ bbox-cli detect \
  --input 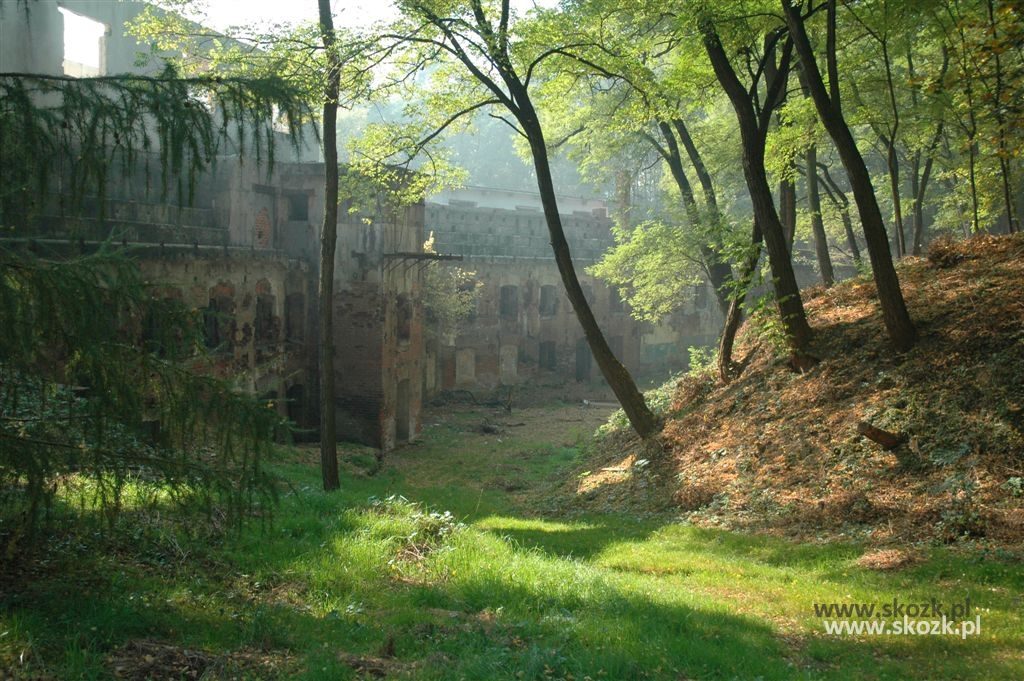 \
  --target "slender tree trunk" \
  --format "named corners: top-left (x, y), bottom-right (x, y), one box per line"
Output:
top-left (410, 3), bottom-right (658, 438)
top-left (317, 0), bottom-right (340, 491)
top-left (701, 25), bottom-right (813, 356)
top-left (805, 144), bottom-right (834, 285)
top-left (841, 208), bottom-right (861, 265)
top-left (909, 151), bottom-right (923, 255)
top-left (673, 118), bottom-right (717, 209)
top-left (703, 250), bottom-right (733, 319)
top-left (522, 112), bottom-right (658, 436)
top-left (784, 0), bottom-right (916, 351)
top-left (967, 135), bottom-right (980, 232)
top-left (718, 218), bottom-right (763, 383)
top-left (655, 121), bottom-right (731, 317)
top-left (907, 47), bottom-right (948, 254)
top-left (817, 164), bottom-right (862, 265)
top-left (879, 41), bottom-right (907, 258)
top-left (780, 177), bottom-right (797, 250)
top-left (672, 118), bottom-right (734, 315)
top-left (885, 139), bottom-right (906, 257)
top-left (986, 0), bottom-right (1017, 233)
